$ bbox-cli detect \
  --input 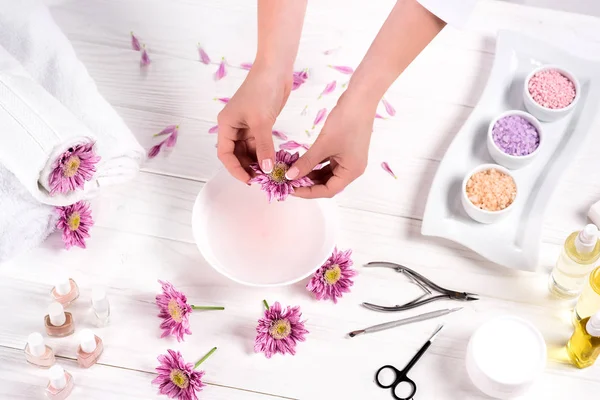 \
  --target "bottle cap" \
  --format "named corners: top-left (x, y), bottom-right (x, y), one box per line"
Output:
top-left (586, 311), bottom-right (600, 337)
top-left (575, 224), bottom-right (599, 254)
top-left (27, 332), bottom-right (46, 357)
top-left (48, 302), bottom-right (66, 327)
top-left (79, 329), bottom-right (97, 353)
top-left (54, 276), bottom-right (71, 296)
top-left (91, 287), bottom-right (109, 314)
top-left (48, 365), bottom-right (67, 390)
